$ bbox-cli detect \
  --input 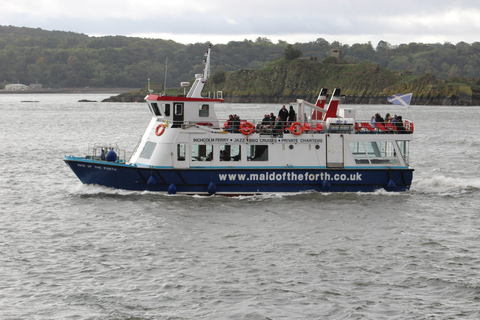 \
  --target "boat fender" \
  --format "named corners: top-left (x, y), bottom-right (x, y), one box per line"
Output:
top-left (167, 183), bottom-right (177, 194)
top-left (290, 122), bottom-right (304, 135)
top-left (105, 150), bottom-right (117, 162)
top-left (207, 181), bottom-right (217, 195)
top-left (385, 179), bottom-right (397, 191)
top-left (240, 122), bottom-right (255, 135)
top-left (321, 180), bottom-right (331, 192)
top-left (147, 176), bottom-right (157, 186)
